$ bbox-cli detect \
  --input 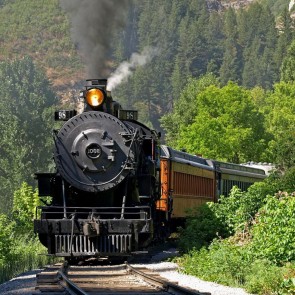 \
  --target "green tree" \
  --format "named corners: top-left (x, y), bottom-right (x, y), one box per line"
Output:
top-left (186, 0), bottom-right (210, 77)
top-left (275, 8), bottom-right (294, 70)
top-left (261, 0), bottom-right (293, 16)
top-left (263, 81), bottom-right (295, 169)
top-left (0, 57), bottom-right (57, 213)
top-left (206, 12), bottom-right (224, 76)
top-left (219, 8), bottom-right (241, 85)
top-left (114, 0), bottom-right (186, 128)
top-left (281, 40), bottom-right (295, 82)
top-left (239, 3), bottom-right (278, 88)
top-left (112, 0), bottom-right (288, 133)
top-left (241, 36), bottom-right (262, 88)
top-left (171, 14), bottom-right (191, 98)
top-left (161, 73), bottom-right (219, 146)
top-left (176, 82), bottom-right (269, 163)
